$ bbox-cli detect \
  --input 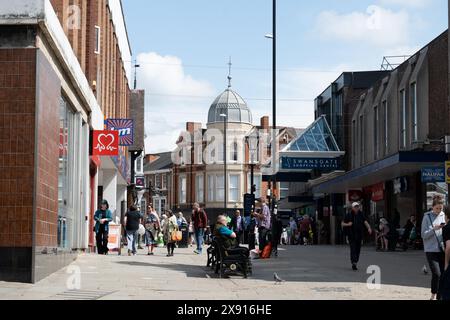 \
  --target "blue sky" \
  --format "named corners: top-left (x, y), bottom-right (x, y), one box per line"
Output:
top-left (122, 0), bottom-right (448, 153)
